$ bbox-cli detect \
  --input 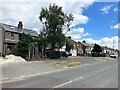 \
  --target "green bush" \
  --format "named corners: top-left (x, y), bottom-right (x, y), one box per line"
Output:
top-left (92, 52), bottom-right (100, 57)
top-left (47, 50), bottom-right (61, 59)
